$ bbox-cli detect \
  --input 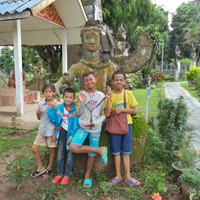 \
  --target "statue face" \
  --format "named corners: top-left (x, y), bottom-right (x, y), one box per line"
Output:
top-left (84, 31), bottom-right (100, 52)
